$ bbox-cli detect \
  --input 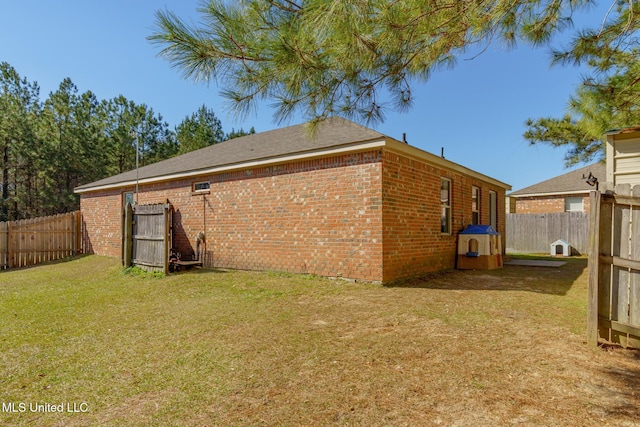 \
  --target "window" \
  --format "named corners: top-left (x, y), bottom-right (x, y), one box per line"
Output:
top-left (472, 186), bottom-right (480, 225)
top-left (565, 197), bottom-right (583, 212)
top-left (489, 191), bottom-right (497, 229)
top-left (123, 192), bottom-right (134, 207)
top-left (193, 181), bottom-right (210, 192)
top-left (441, 178), bottom-right (451, 234)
